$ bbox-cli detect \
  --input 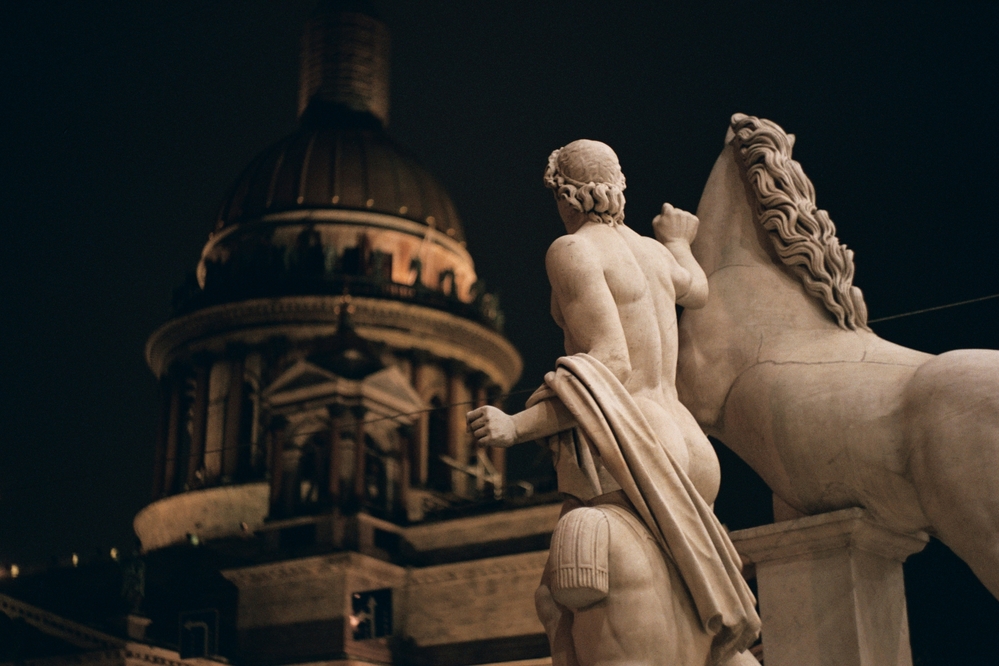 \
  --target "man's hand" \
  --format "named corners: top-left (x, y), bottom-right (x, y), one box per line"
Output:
top-left (466, 406), bottom-right (517, 448)
top-left (652, 202), bottom-right (699, 246)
